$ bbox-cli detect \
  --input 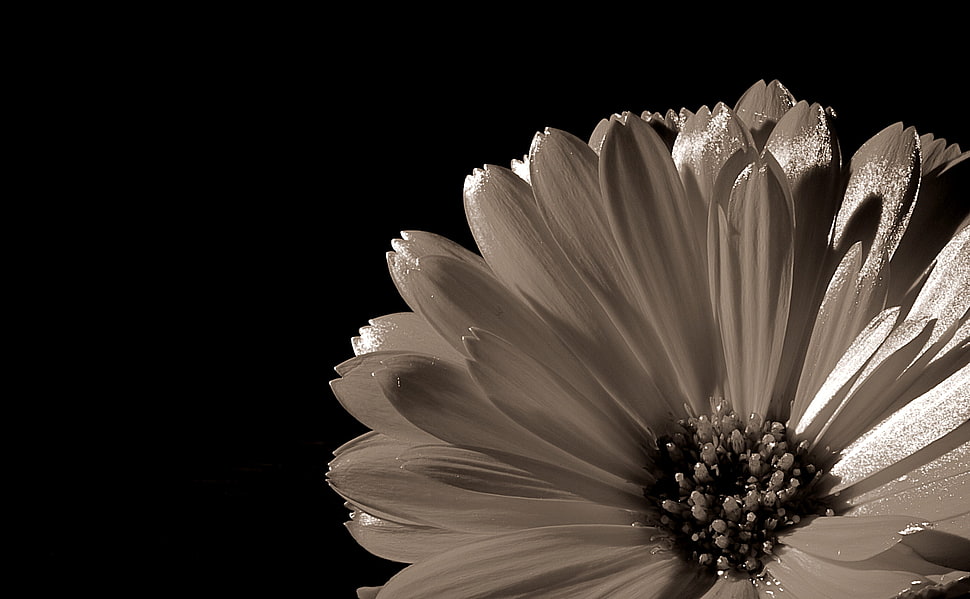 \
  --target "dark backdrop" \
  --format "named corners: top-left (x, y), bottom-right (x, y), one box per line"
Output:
top-left (34, 14), bottom-right (969, 598)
